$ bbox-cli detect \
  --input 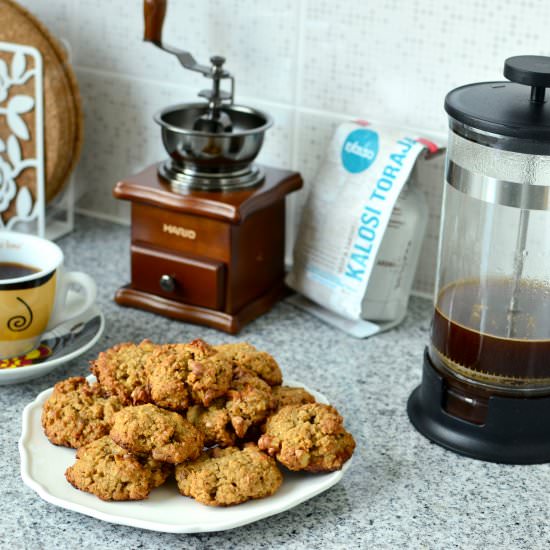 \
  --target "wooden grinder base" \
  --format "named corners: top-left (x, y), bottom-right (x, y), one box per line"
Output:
top-left (113, 163), bottom-right (302, 334)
